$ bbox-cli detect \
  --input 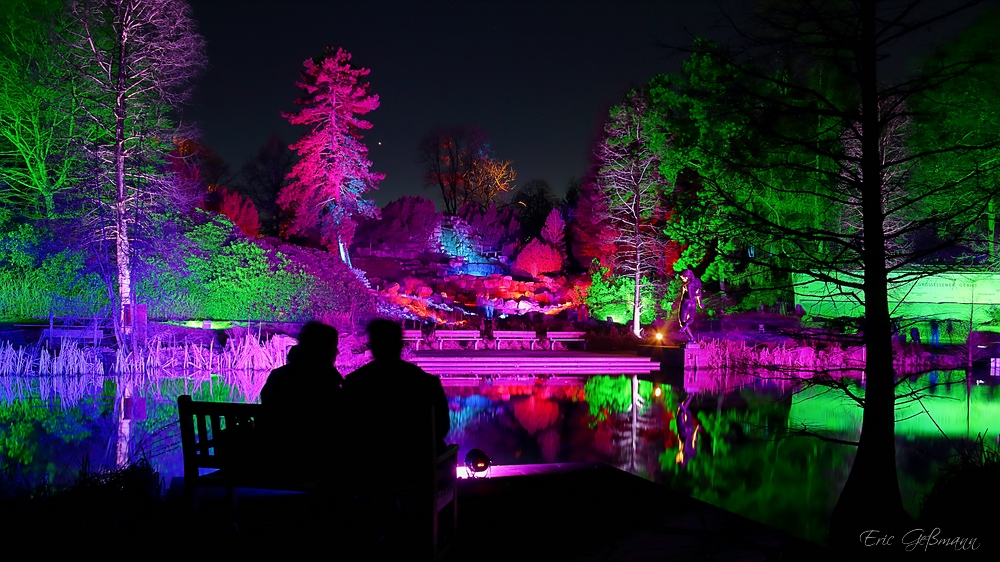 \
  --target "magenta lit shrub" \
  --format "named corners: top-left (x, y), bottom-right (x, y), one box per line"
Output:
top-left (511, 238), bottom-right (563, 278)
